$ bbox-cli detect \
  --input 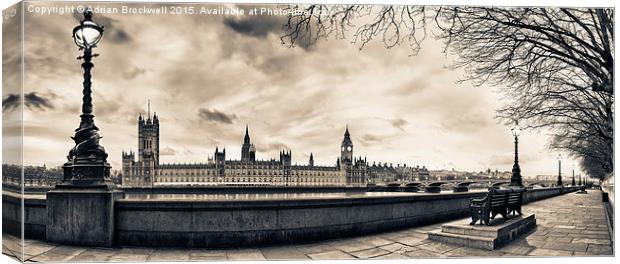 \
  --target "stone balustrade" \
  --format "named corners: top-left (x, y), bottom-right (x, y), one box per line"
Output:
top-left (2, 186), bottom-right (585, 248)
